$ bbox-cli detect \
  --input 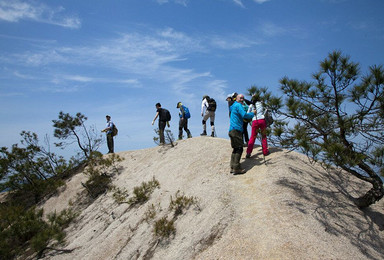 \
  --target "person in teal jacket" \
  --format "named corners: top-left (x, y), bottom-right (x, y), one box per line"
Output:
top-left (229, 94), bottom-right (255, 174)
